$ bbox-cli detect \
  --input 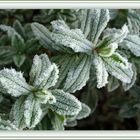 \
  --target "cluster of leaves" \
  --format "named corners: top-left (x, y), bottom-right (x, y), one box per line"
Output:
top-left (0, 9), bottom-right (140, 130)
